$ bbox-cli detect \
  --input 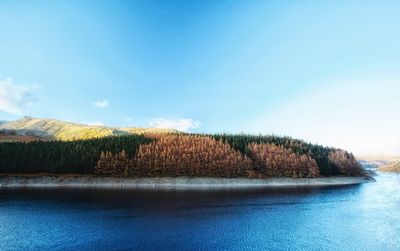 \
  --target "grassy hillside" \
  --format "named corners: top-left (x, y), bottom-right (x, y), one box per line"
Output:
top-left (0, 117), bottom-right (365, 178)
top-left (0, 128), bottom-right (51, 142)
top-left (0, 135), bottom-right (49, 143)
top-left (0, 117), bottom-right (174, 141)
top-left (378, 161), bottom-right (400, 172)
